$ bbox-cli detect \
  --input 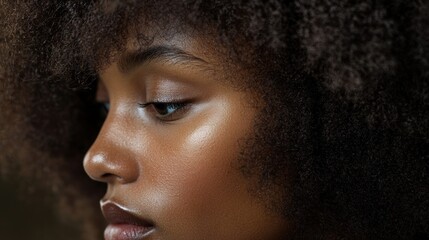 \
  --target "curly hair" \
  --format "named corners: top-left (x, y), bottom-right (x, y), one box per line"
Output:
top-left (1, 0), bottom-right (428, 239)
